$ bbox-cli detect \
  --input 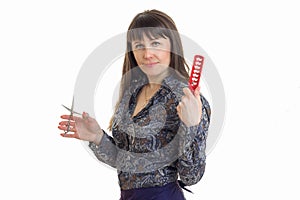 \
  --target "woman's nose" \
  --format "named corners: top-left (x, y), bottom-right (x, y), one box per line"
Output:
top-left (143, 47), bottom-right (154, 59)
